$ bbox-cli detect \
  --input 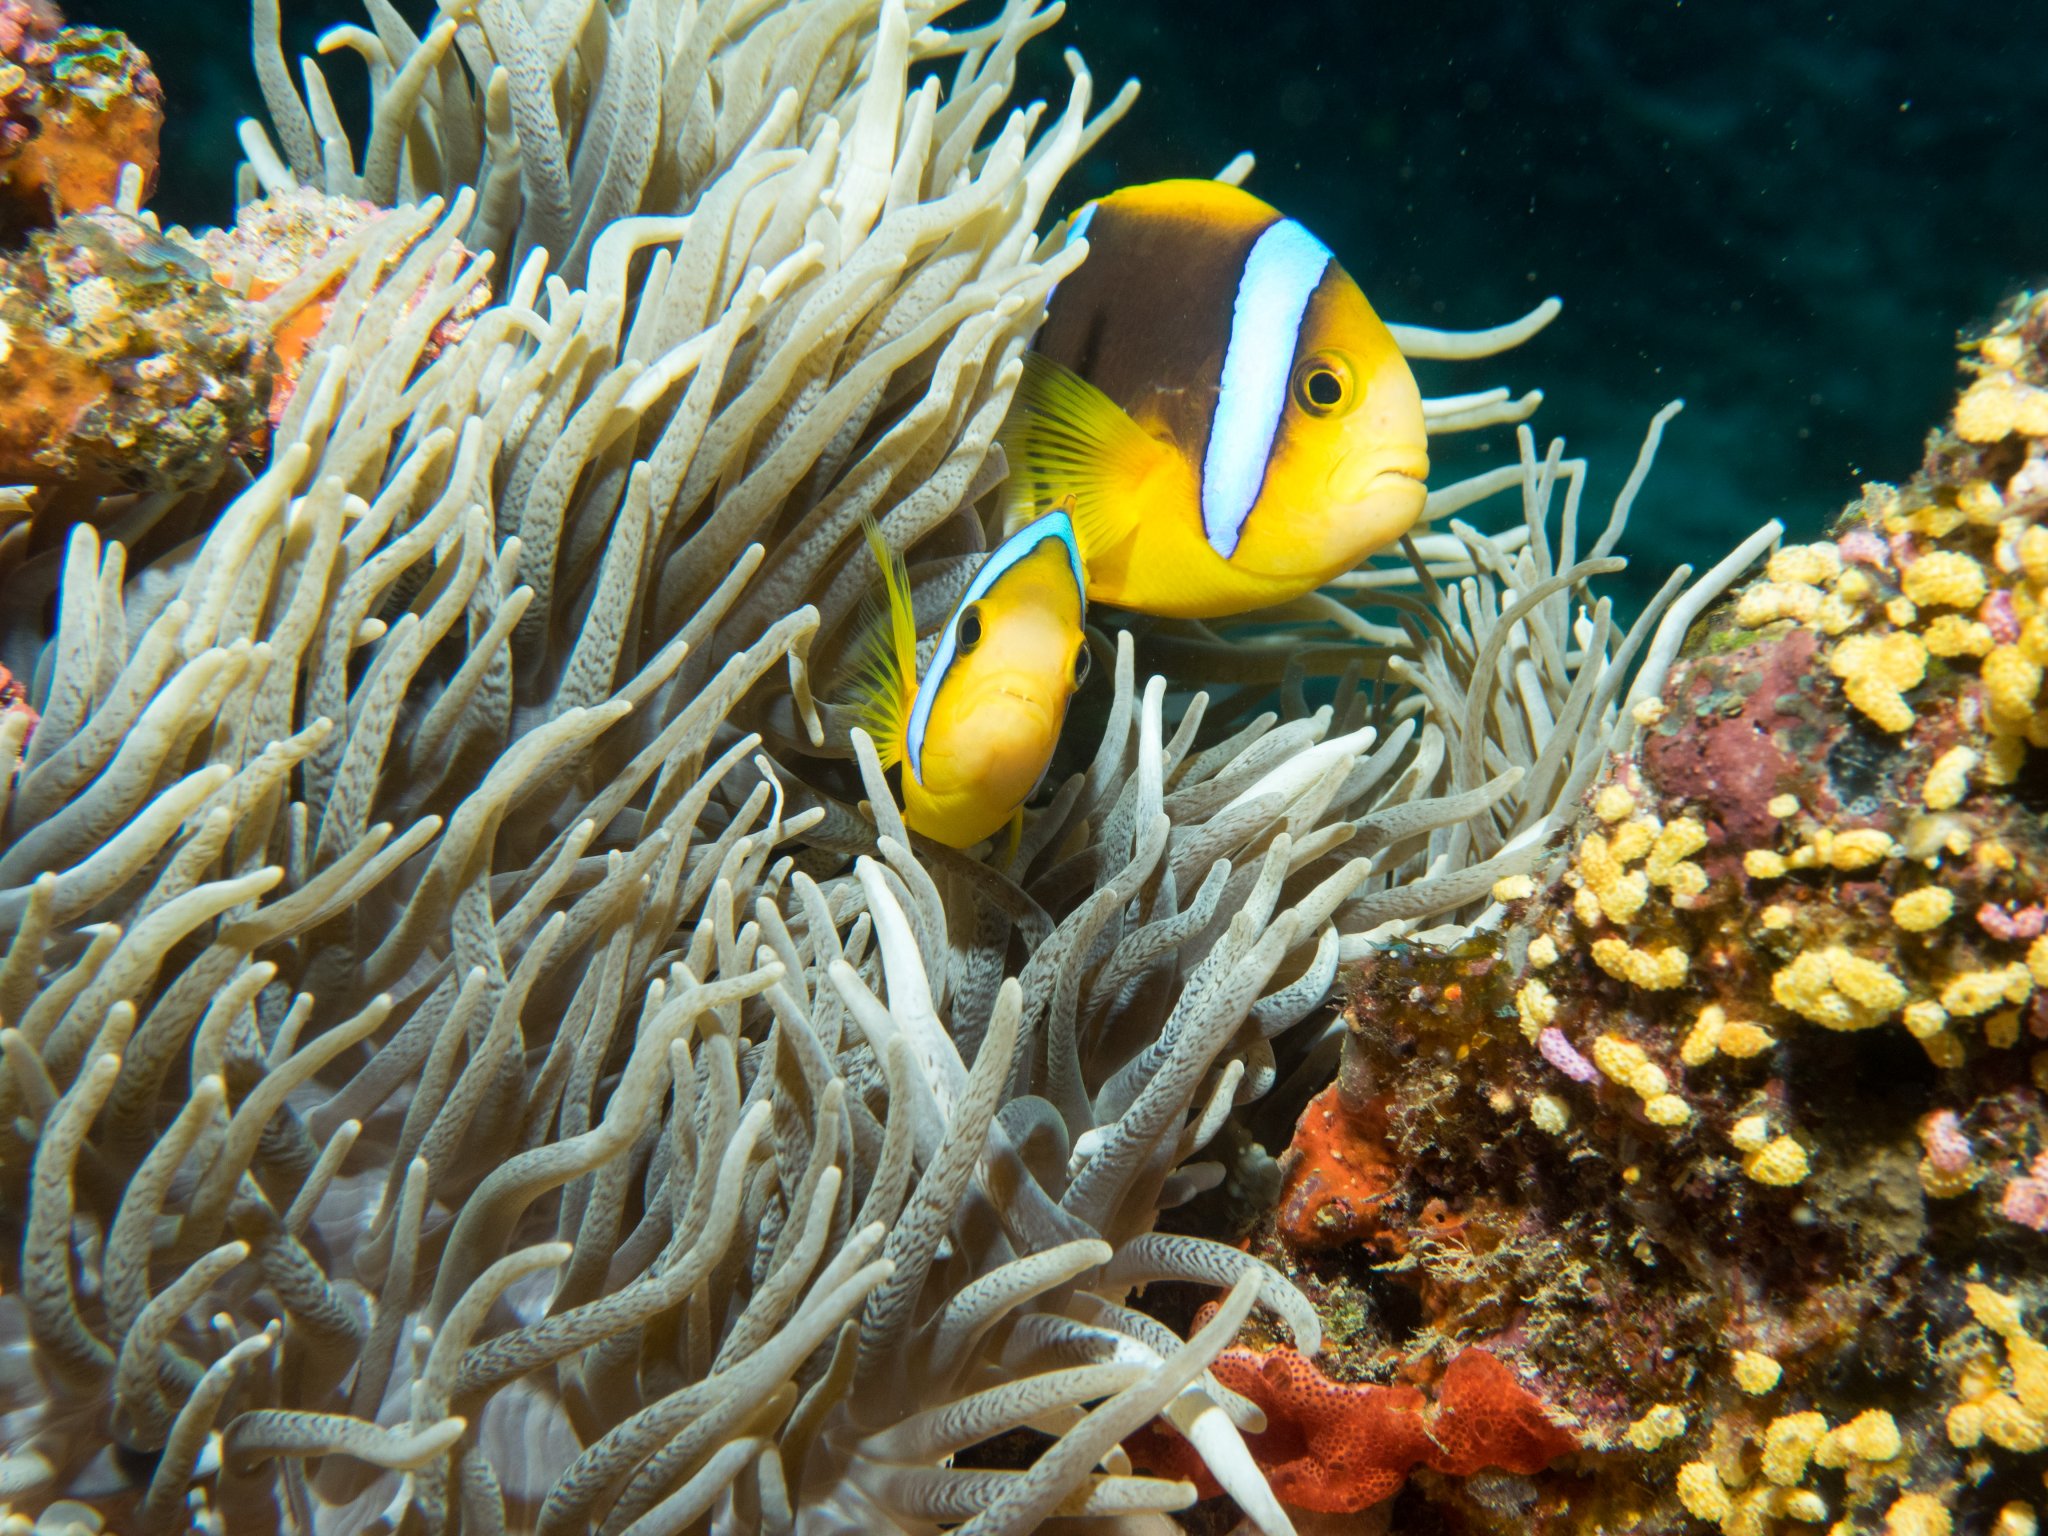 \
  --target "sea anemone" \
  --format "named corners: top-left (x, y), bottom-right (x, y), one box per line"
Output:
top-left (0, 1), bottom-right (1770, 1532)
